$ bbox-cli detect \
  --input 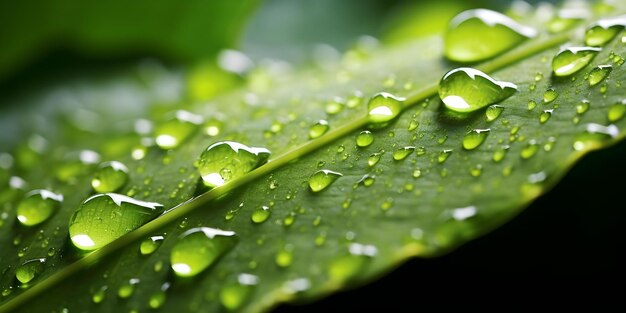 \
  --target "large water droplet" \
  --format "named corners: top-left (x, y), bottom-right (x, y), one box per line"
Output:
top-left (309, 170), bottom-right (342, 192)
top-left (155, 110), bottom-right (204, 149)
top-left (588, 65), bottom-right (612, 86)
top-left (170, 227), bottom-right (236, 277)
top-left (439, 68), bottom-right (517, 114)
top-left (356, 131), bottom-right (374, 147)
top-left (15, 258), bottom-right (45, 284)
top-left (69, 194), bottom-right (164, 251)
top-left (608, 102), bottom-right (626, 122)
top-left (444, 9), bottom-right (536, 62)
top-left (367, 92), bottom-right (404, 124)
top-left (309, 120), bottom-right (330, 139)
top-left (91, 161), bottom-right (129, 193)
top-left (16, 190), bottom-right (63, 226)
top-left (220, 273), bottom-right (259, 310)
top-left (585, 16), bottom-right (626, 46)
top-left (197, 141), bottom-right (270, 188)
top-left (462, 129), bottom-right (490, 150)
top-left (552, 47), bottom-right (601, 77)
